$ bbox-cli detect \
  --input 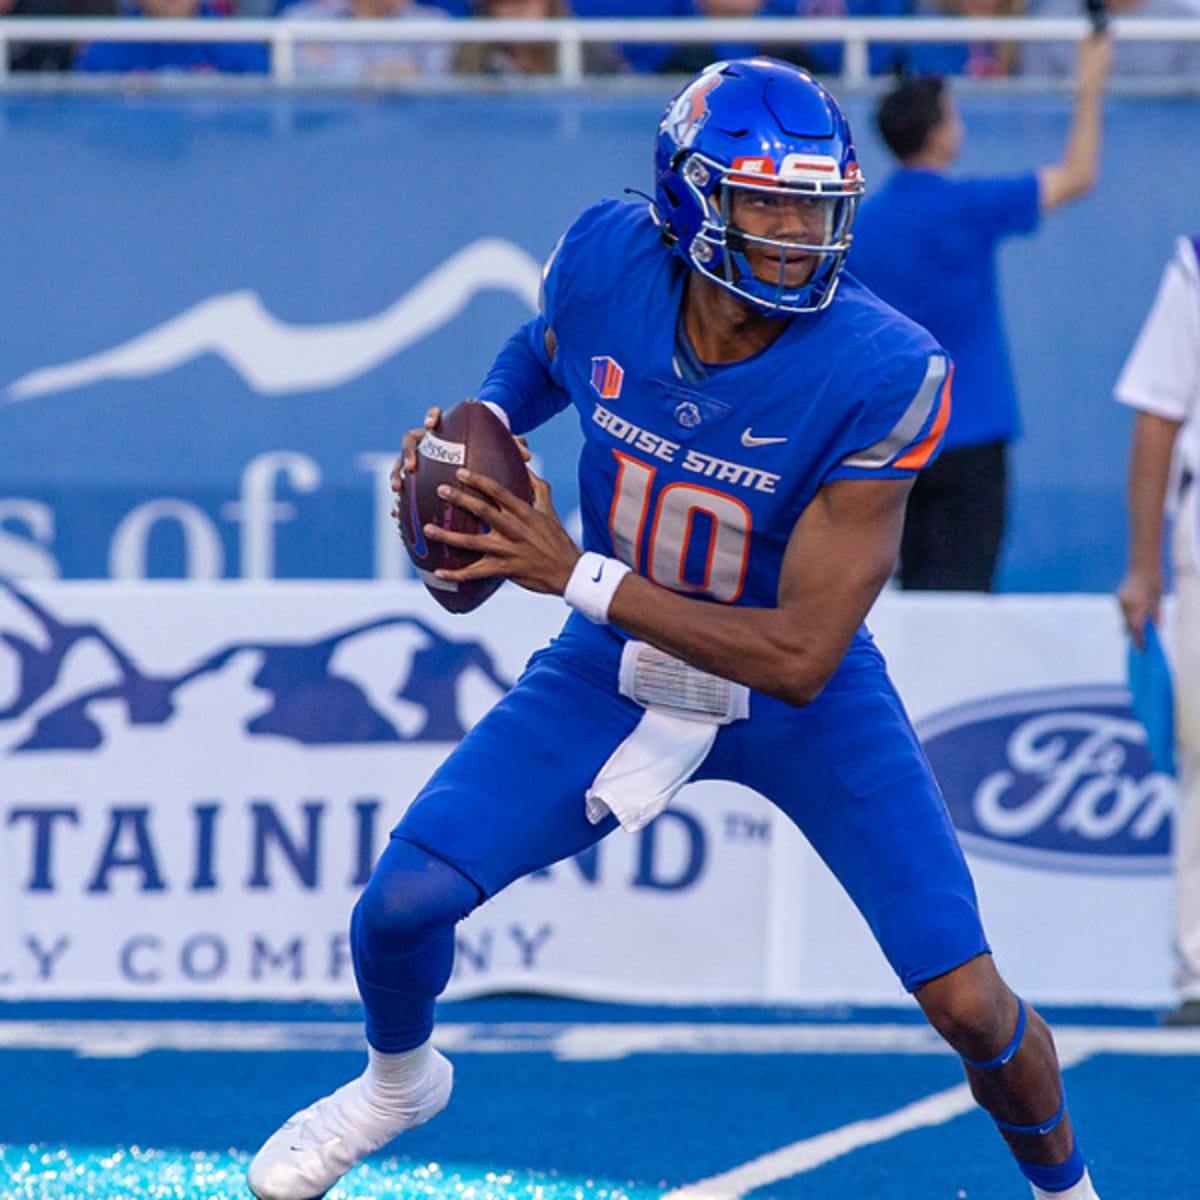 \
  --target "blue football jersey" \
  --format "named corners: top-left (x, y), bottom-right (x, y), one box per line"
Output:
top-left (508, 198), bottom-right (951, 611)
top-left (390, 201), bottom-right (986, 1001)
